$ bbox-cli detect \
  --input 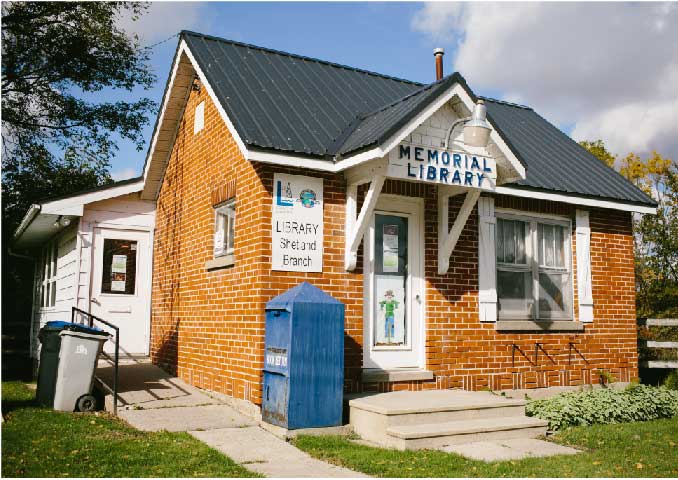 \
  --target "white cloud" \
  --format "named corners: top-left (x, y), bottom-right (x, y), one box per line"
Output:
top-left (111, 167), bottom-right (138, 181)
top-left (117, 2), bottom-right (208, 45)
top-left (411, 2), bottom-right (678, 160)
